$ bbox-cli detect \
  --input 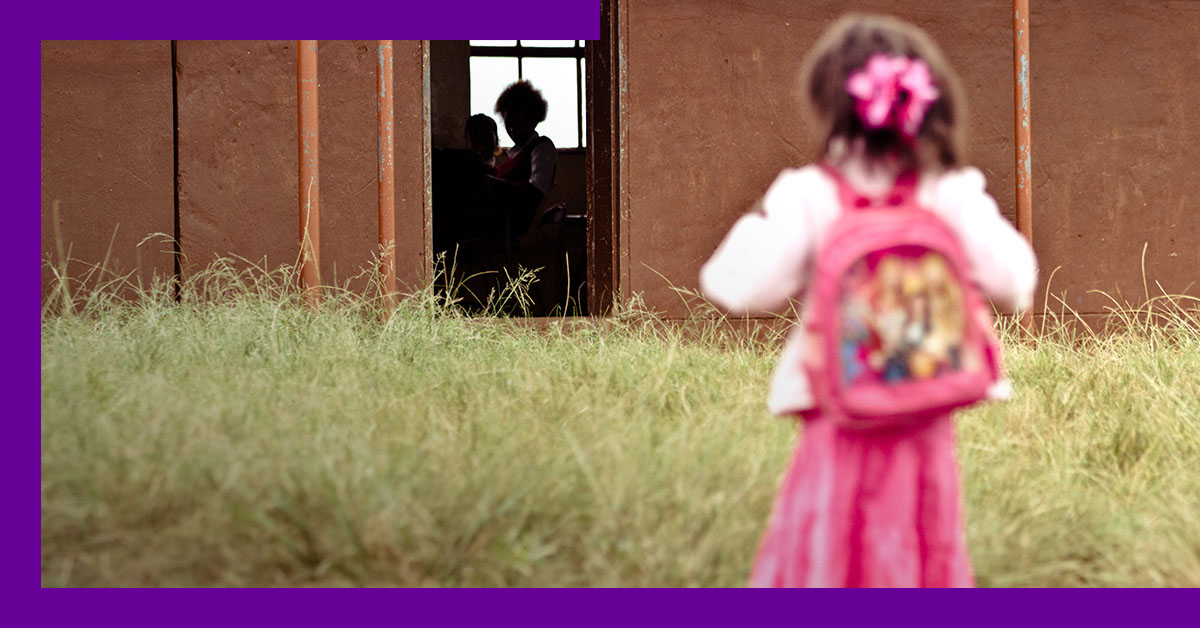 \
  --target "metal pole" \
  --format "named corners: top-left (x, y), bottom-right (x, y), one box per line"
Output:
top-left (298, 40), bottom-right (321, 307)
top-left (377, 41), bottom-right (397, 306)
top-left (1013, 0), bottom-right (1034, 333)
top-left (1014, 0), bottom-right (1032, 242)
